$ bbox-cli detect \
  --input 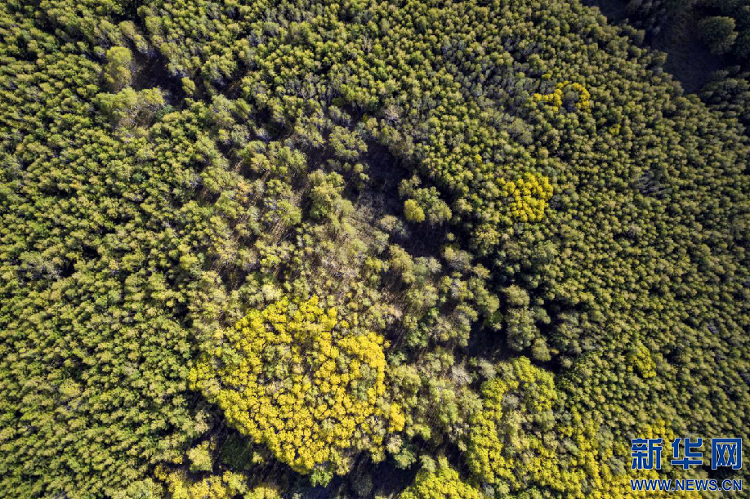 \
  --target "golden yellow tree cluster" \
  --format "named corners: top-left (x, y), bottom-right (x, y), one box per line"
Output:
top-left (189, 297), bottom-right (404, 482)
top-left (533, 81), bottom-right (591, 111)
top-left (500, 173), bottom-right (554, 223)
